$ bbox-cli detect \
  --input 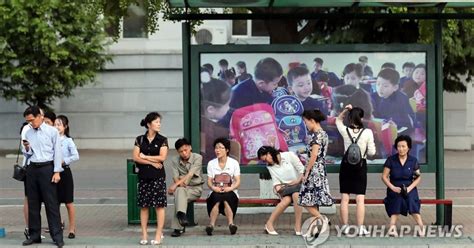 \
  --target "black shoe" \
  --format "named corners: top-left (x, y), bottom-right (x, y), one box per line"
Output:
top-left (171, 229), bottom-right (185, 237)
top-left (205, 225), bottom-right (214, 236)
top-left (176, 211), bottom-right (189, 227)
top-left (68, 232), bottom-right (75, 239)
top-left (22, 239), bottom-right (41, 246)
top-left (229, 224), bottom-right (238, 235)
top-left (55, 241), bottom-right (64, 248)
